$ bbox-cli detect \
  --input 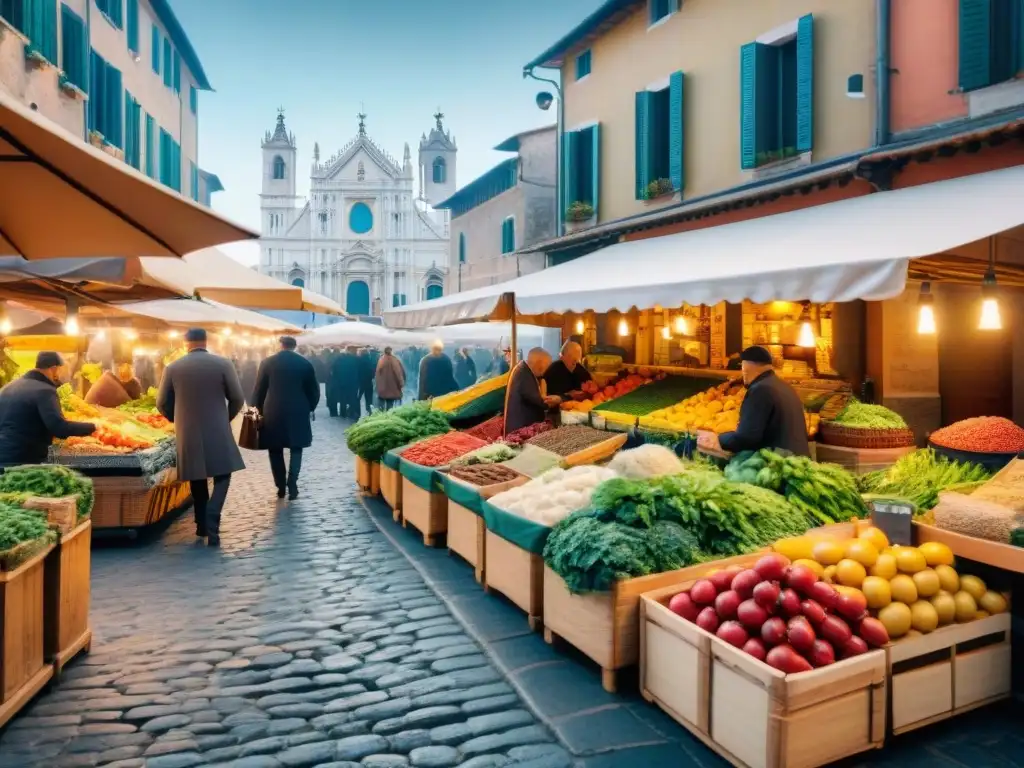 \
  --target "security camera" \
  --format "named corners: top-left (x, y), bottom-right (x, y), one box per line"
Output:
top-left (535, 91), bottom-right (554, 111)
